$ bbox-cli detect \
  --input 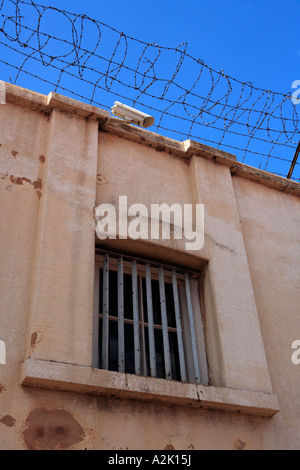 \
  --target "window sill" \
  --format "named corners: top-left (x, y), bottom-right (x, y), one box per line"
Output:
top-left (21, 358), bottom-right (279, 417)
